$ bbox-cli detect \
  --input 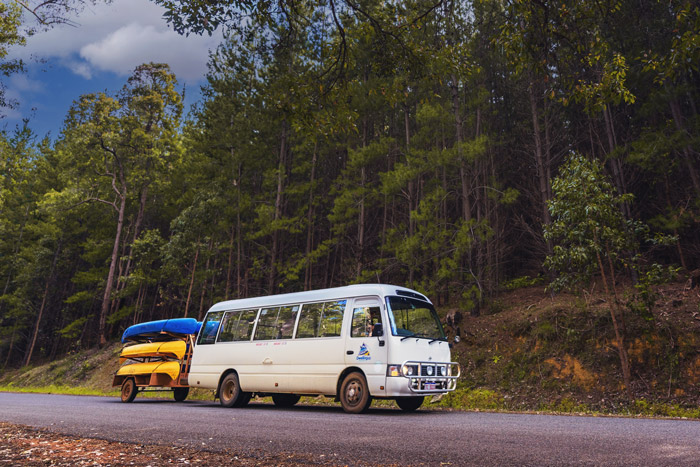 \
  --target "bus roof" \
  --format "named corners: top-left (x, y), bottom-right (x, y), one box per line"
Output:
top-left (206, 284), bottom-right (431, 313)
